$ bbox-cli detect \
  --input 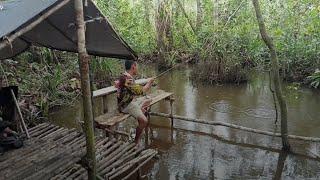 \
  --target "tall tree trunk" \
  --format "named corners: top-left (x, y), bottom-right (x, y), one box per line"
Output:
top-left (166, 6), bottom-right (173, 52)
top-left (252, 0), bottom-right (290, 151)
top-left (196, 0), bottom-right (203, 31)
top-left (213, 0), bottom-right (219, 27)
top-left (143, 0), bottom-right (151, 25)
top-left (144, 0), bottom-right (154, 49)
top-left (74, 0), bottom-right (97, 178)
top-left (156, 1), bottom-right (166, 67)
top-left (176, 0), bottom-right (196, 34)
top-left (156, 0), bottom-right (172, 68)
